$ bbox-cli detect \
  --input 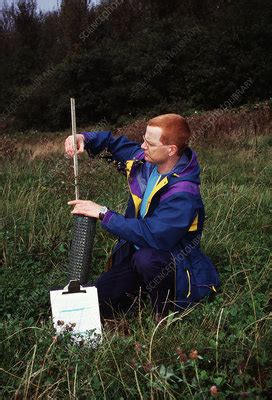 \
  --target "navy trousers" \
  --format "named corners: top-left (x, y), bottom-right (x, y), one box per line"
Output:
top-left (94, 244), bottom-right (175, 319)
